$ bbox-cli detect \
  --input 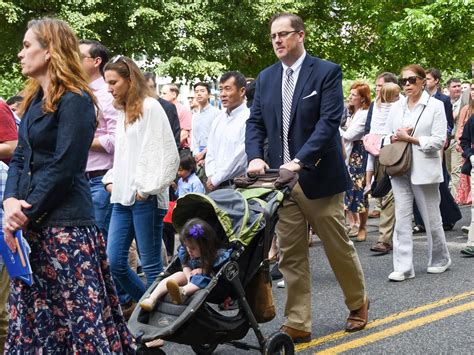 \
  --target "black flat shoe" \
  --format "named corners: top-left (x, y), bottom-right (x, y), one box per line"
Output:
top-left (443, 223), bottom-right (454, 231)
top-left (412, 225), bottom-right (425, 234)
